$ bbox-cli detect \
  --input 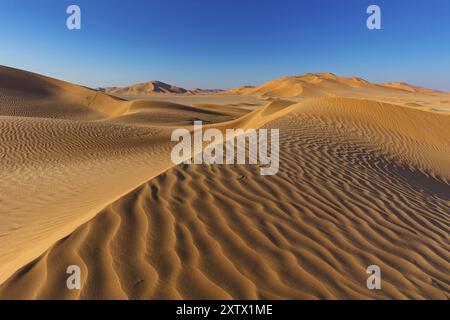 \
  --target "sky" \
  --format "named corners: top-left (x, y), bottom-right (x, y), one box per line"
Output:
top-left (0, 0), bottom-right (449, 90)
